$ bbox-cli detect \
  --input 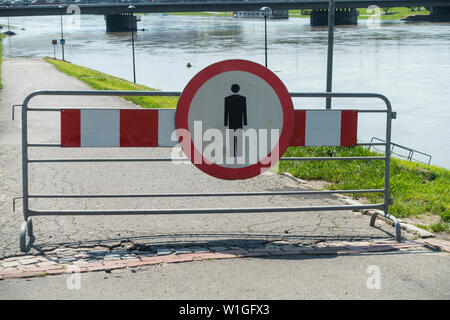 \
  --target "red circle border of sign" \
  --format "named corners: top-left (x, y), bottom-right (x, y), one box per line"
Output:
top-left (176, 59), bottom-right (294, 180)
